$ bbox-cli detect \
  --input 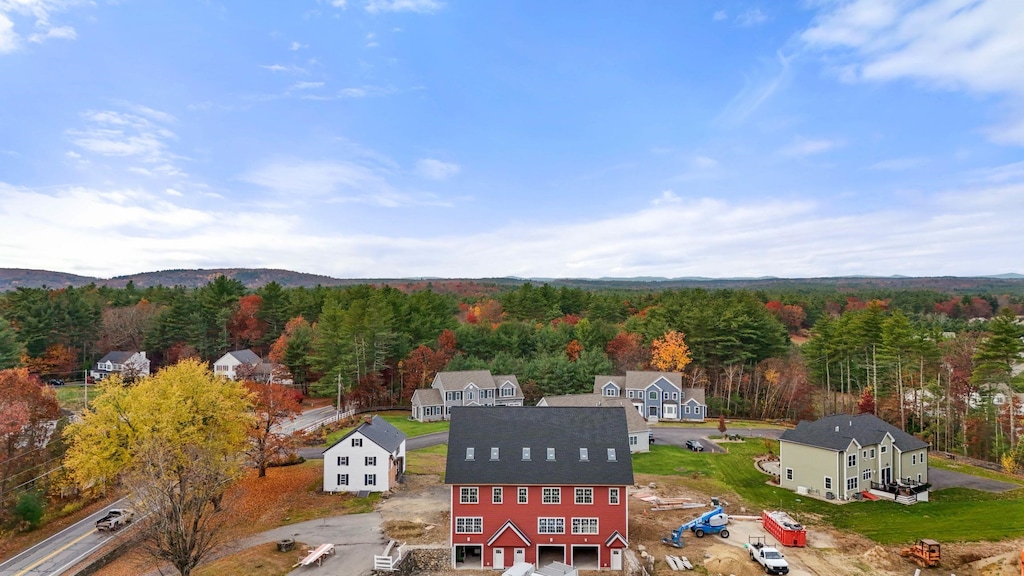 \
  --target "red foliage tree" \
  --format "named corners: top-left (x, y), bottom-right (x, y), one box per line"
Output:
top-left (565, 340), bottom-right (583, 362)
top-left (856, 386), bottom-right (875, 415)
top-left (765, 301), bottom-right (806, 334)
top-left (0, 369), bottom-right (60, 499)
top-left (227, 294), bottom-right (268, 351)
top-left (244, 380), bottom-right (303, 478)
top-left (606, 332), bottom-right (647, 373)
top-left (400, 329), bottom-right (458, 401)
